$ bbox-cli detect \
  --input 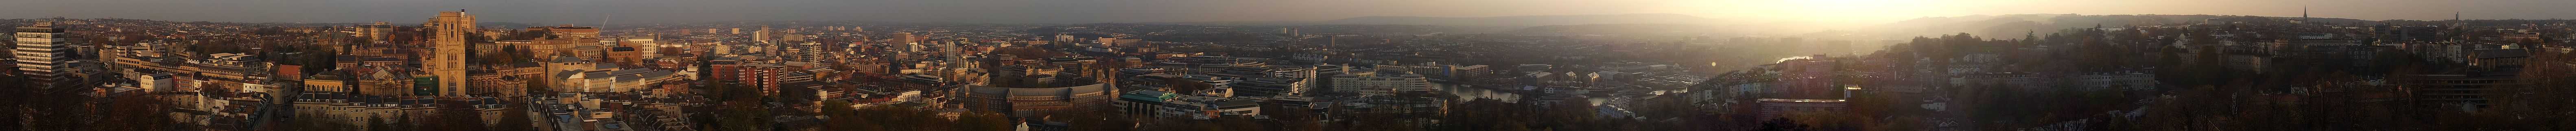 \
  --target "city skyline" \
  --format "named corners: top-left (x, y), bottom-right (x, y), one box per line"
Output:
top-left (5, 1), bottom-right (2576, 131)
top-left (6, 0), bottom-right (2576, 25)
